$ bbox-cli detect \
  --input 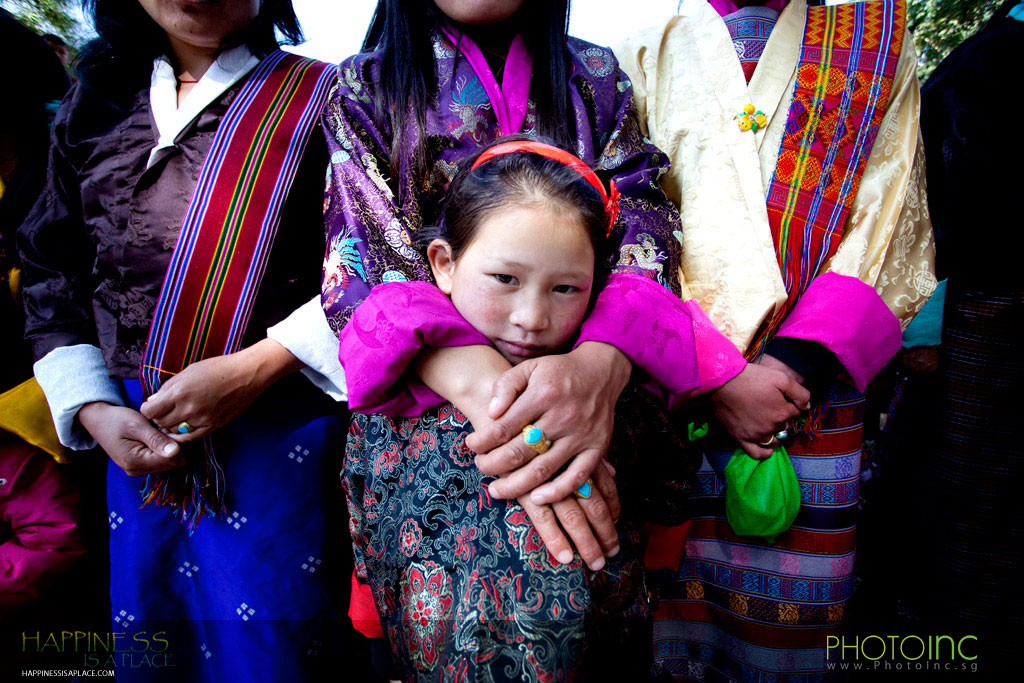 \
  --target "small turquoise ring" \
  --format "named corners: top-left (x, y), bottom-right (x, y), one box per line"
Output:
top-left (176, 421), bottom-right (194, 435)
top-left (522, 424), bottom-right (550, 455)
top-left (574, 478), bottom-right (594, 500)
